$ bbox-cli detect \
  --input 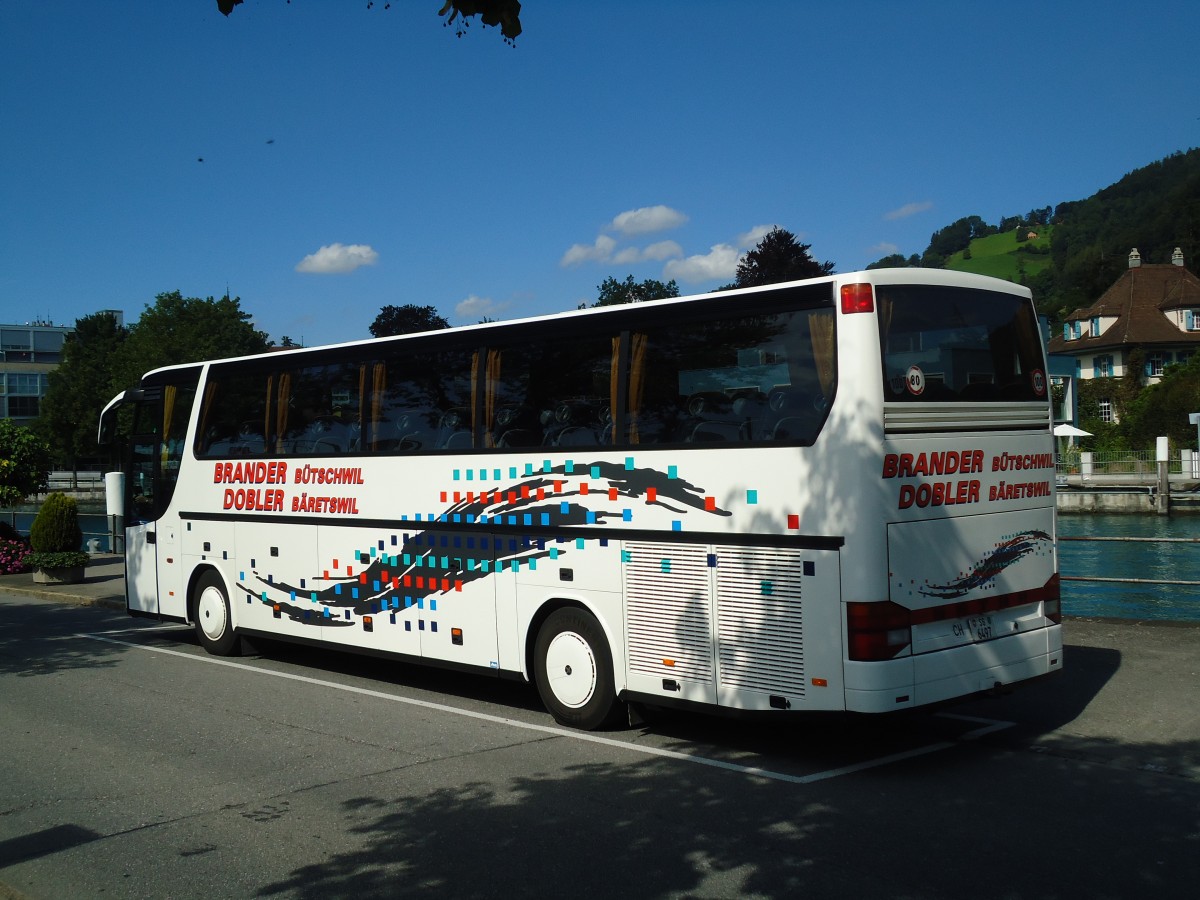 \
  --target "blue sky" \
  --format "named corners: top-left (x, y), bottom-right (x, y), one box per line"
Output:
top-left (2, 2), bottom-right (1197, 347)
